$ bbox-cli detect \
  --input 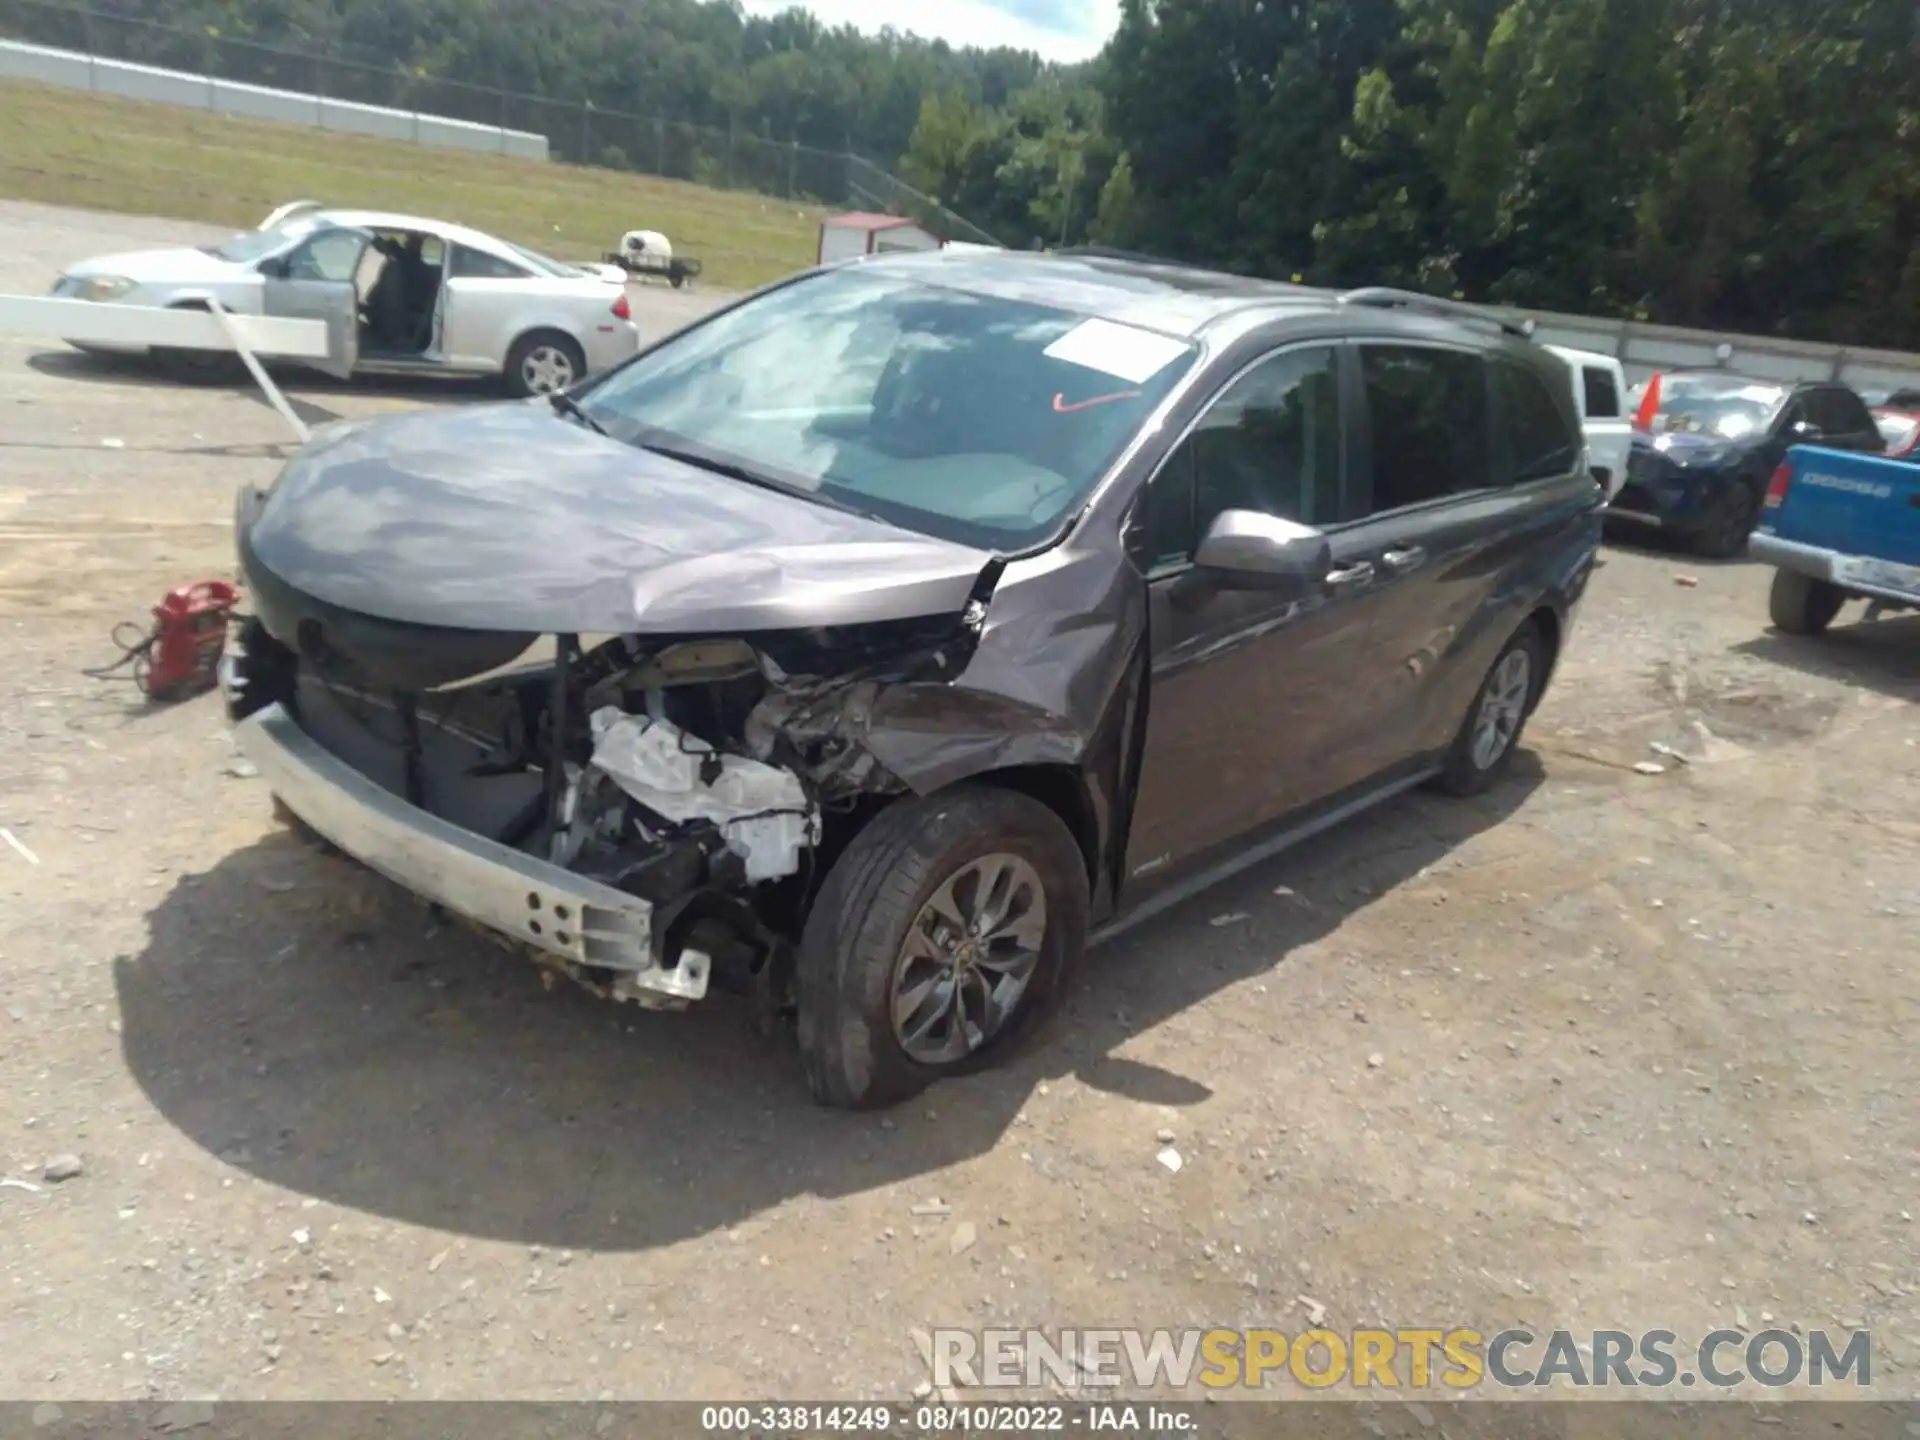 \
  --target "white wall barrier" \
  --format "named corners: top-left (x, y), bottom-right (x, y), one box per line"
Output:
top-left (1, 294), bottom-right (331, 441)
top-left (1447, 301), bottom-right (1920, 396)
top-left (0, 39), bottom-right (550, 161)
